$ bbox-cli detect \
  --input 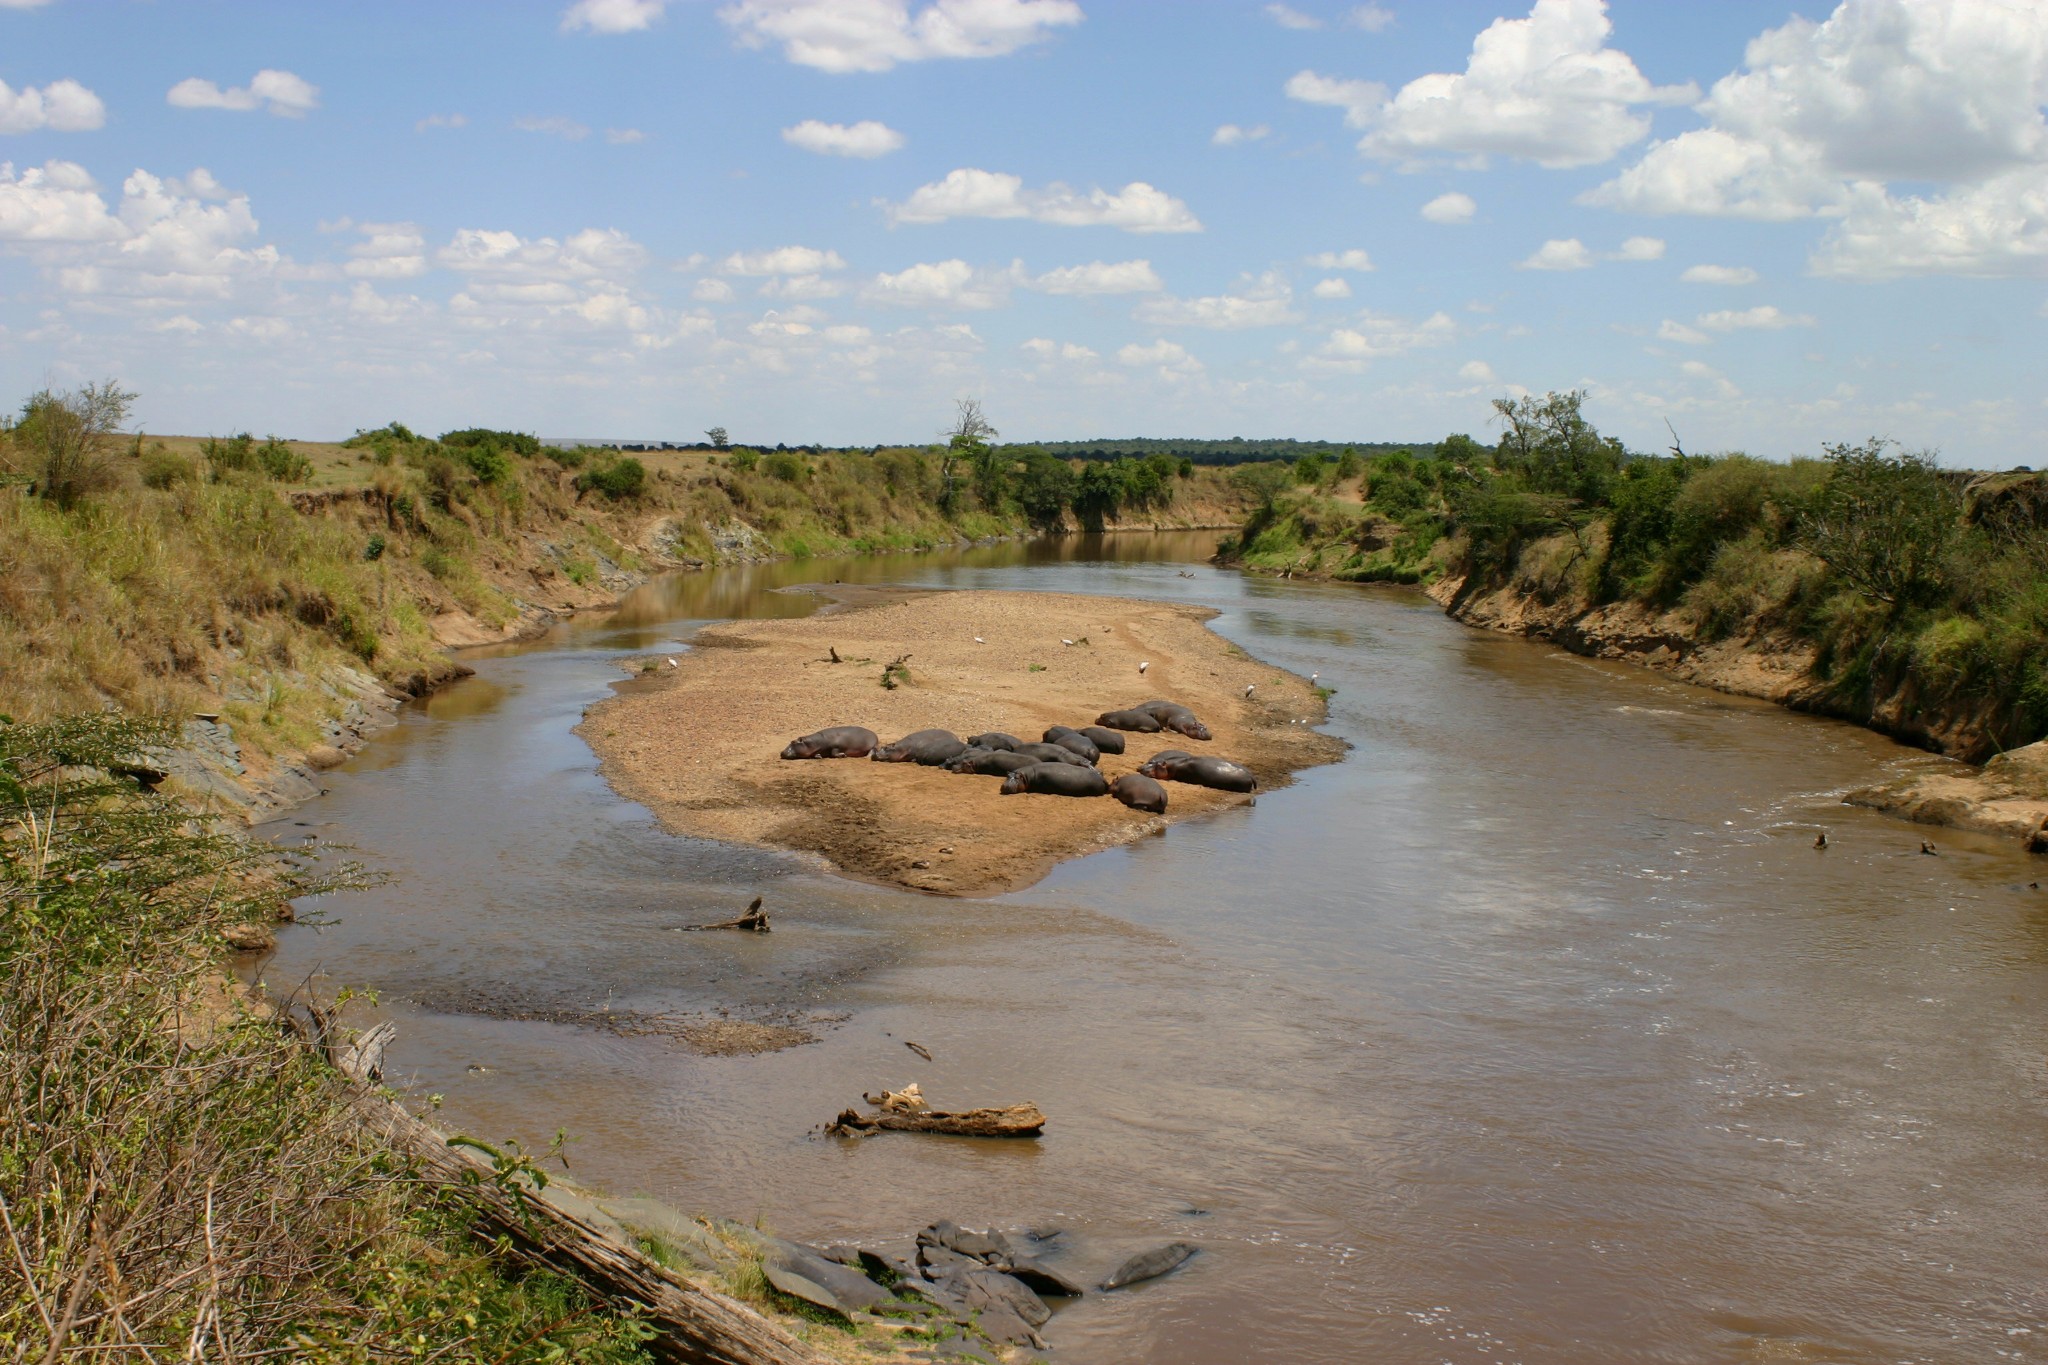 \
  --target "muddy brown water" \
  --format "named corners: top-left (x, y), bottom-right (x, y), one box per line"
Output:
top-left (262, 532), bottom-right (2048, 1364)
